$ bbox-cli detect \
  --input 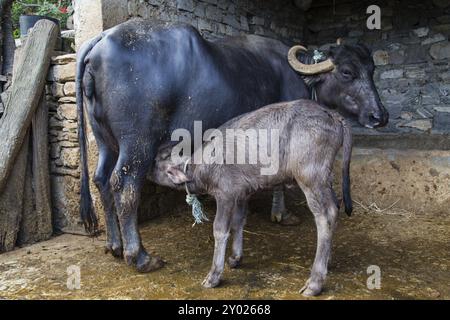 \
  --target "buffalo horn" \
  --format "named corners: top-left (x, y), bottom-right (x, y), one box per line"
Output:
top-left (287, 45), bottom-right (335, 75)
